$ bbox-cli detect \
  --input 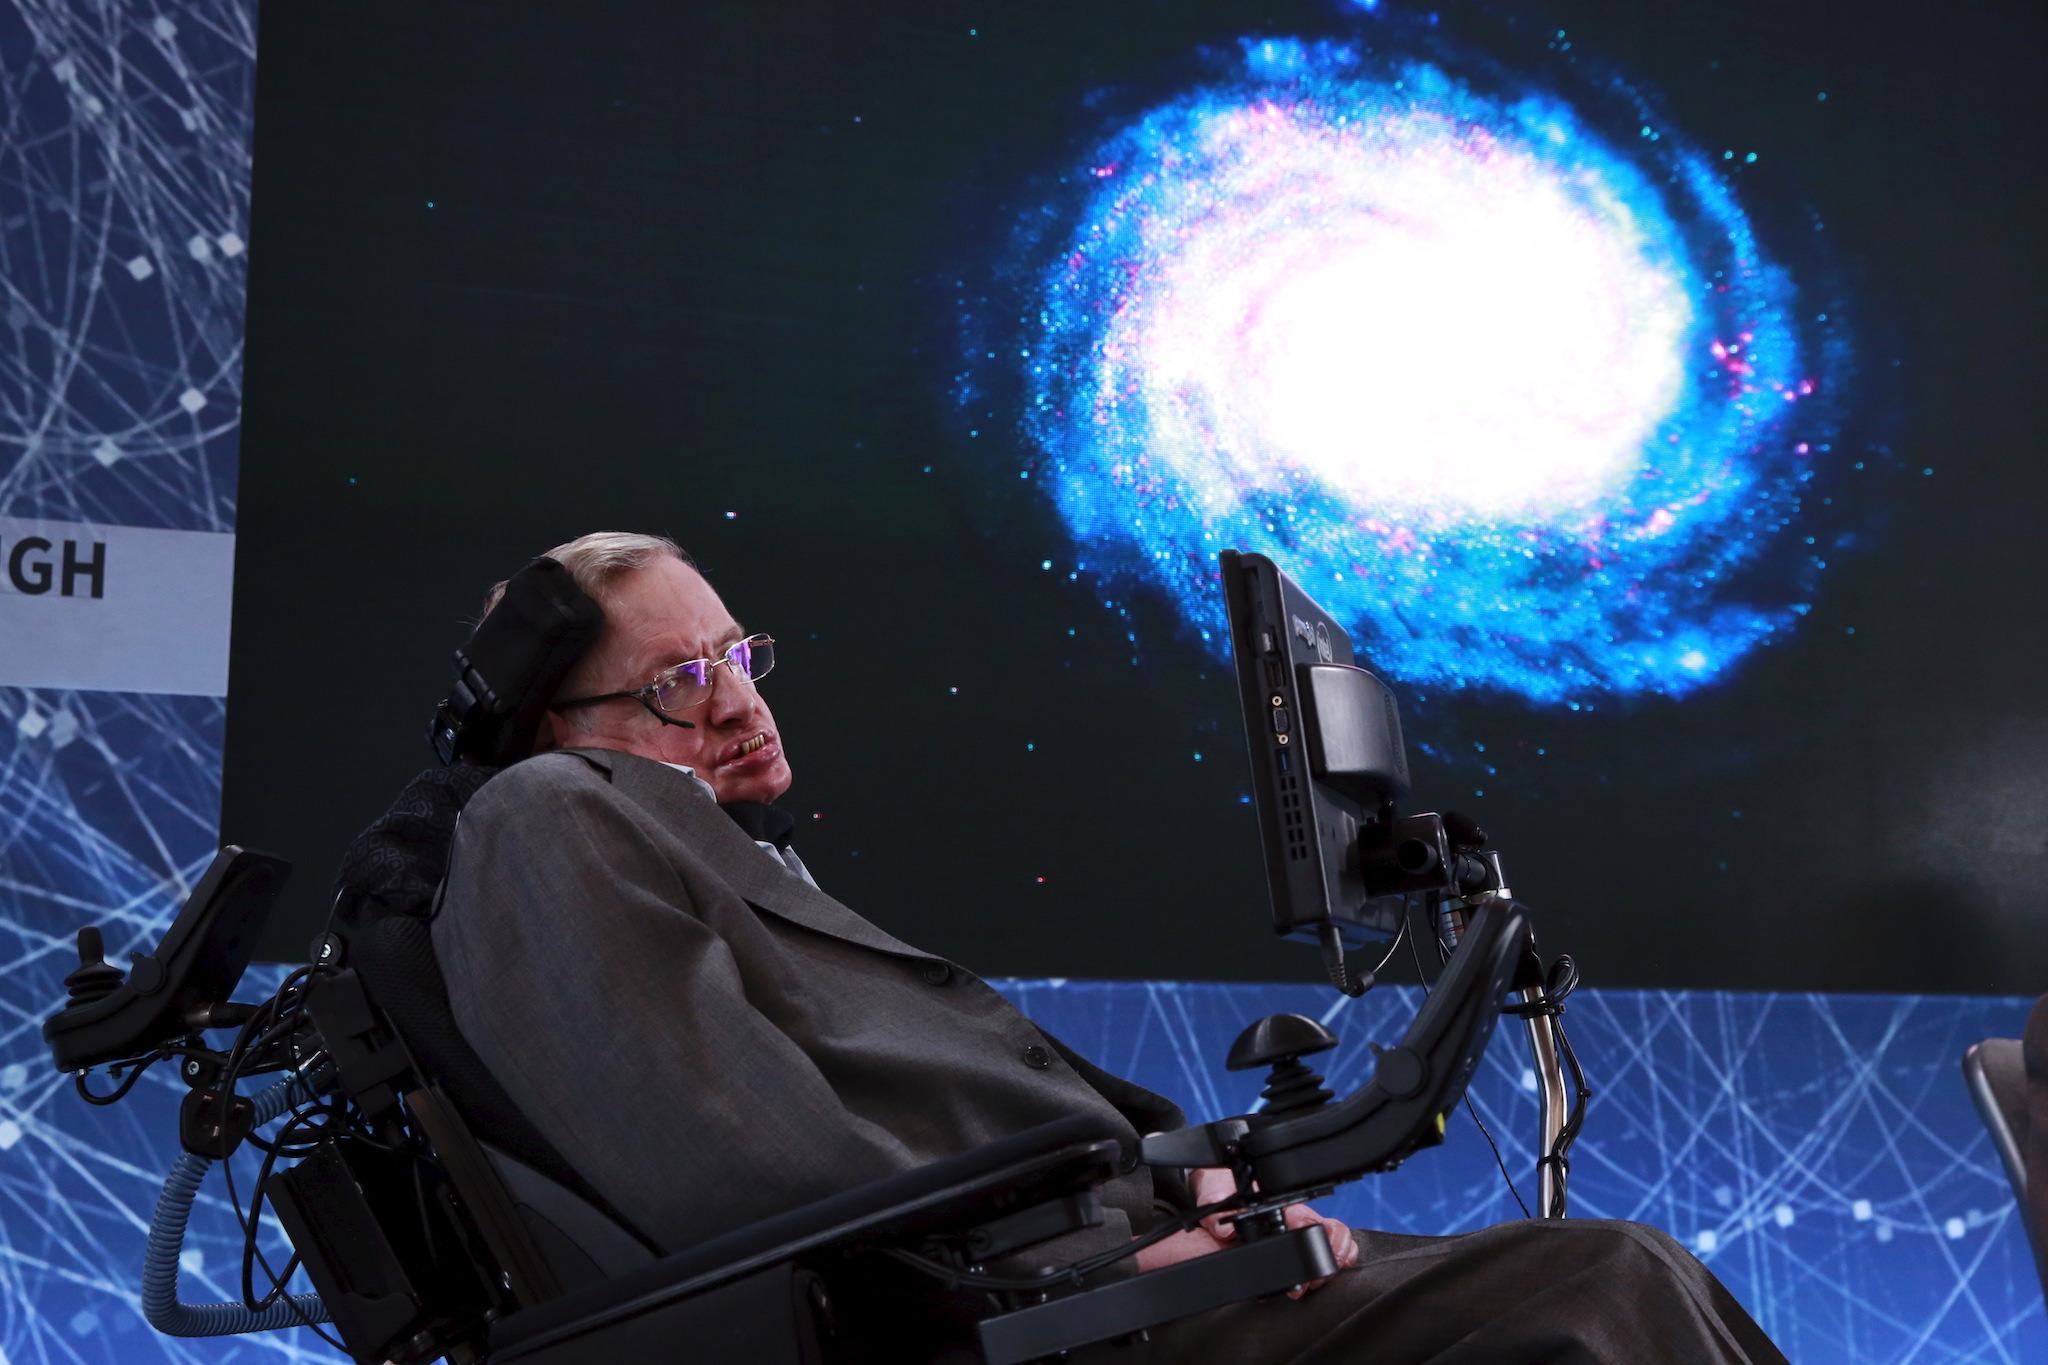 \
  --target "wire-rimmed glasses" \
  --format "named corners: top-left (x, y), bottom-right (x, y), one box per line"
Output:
top-left (556, 633), bottom-right (776, 725)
